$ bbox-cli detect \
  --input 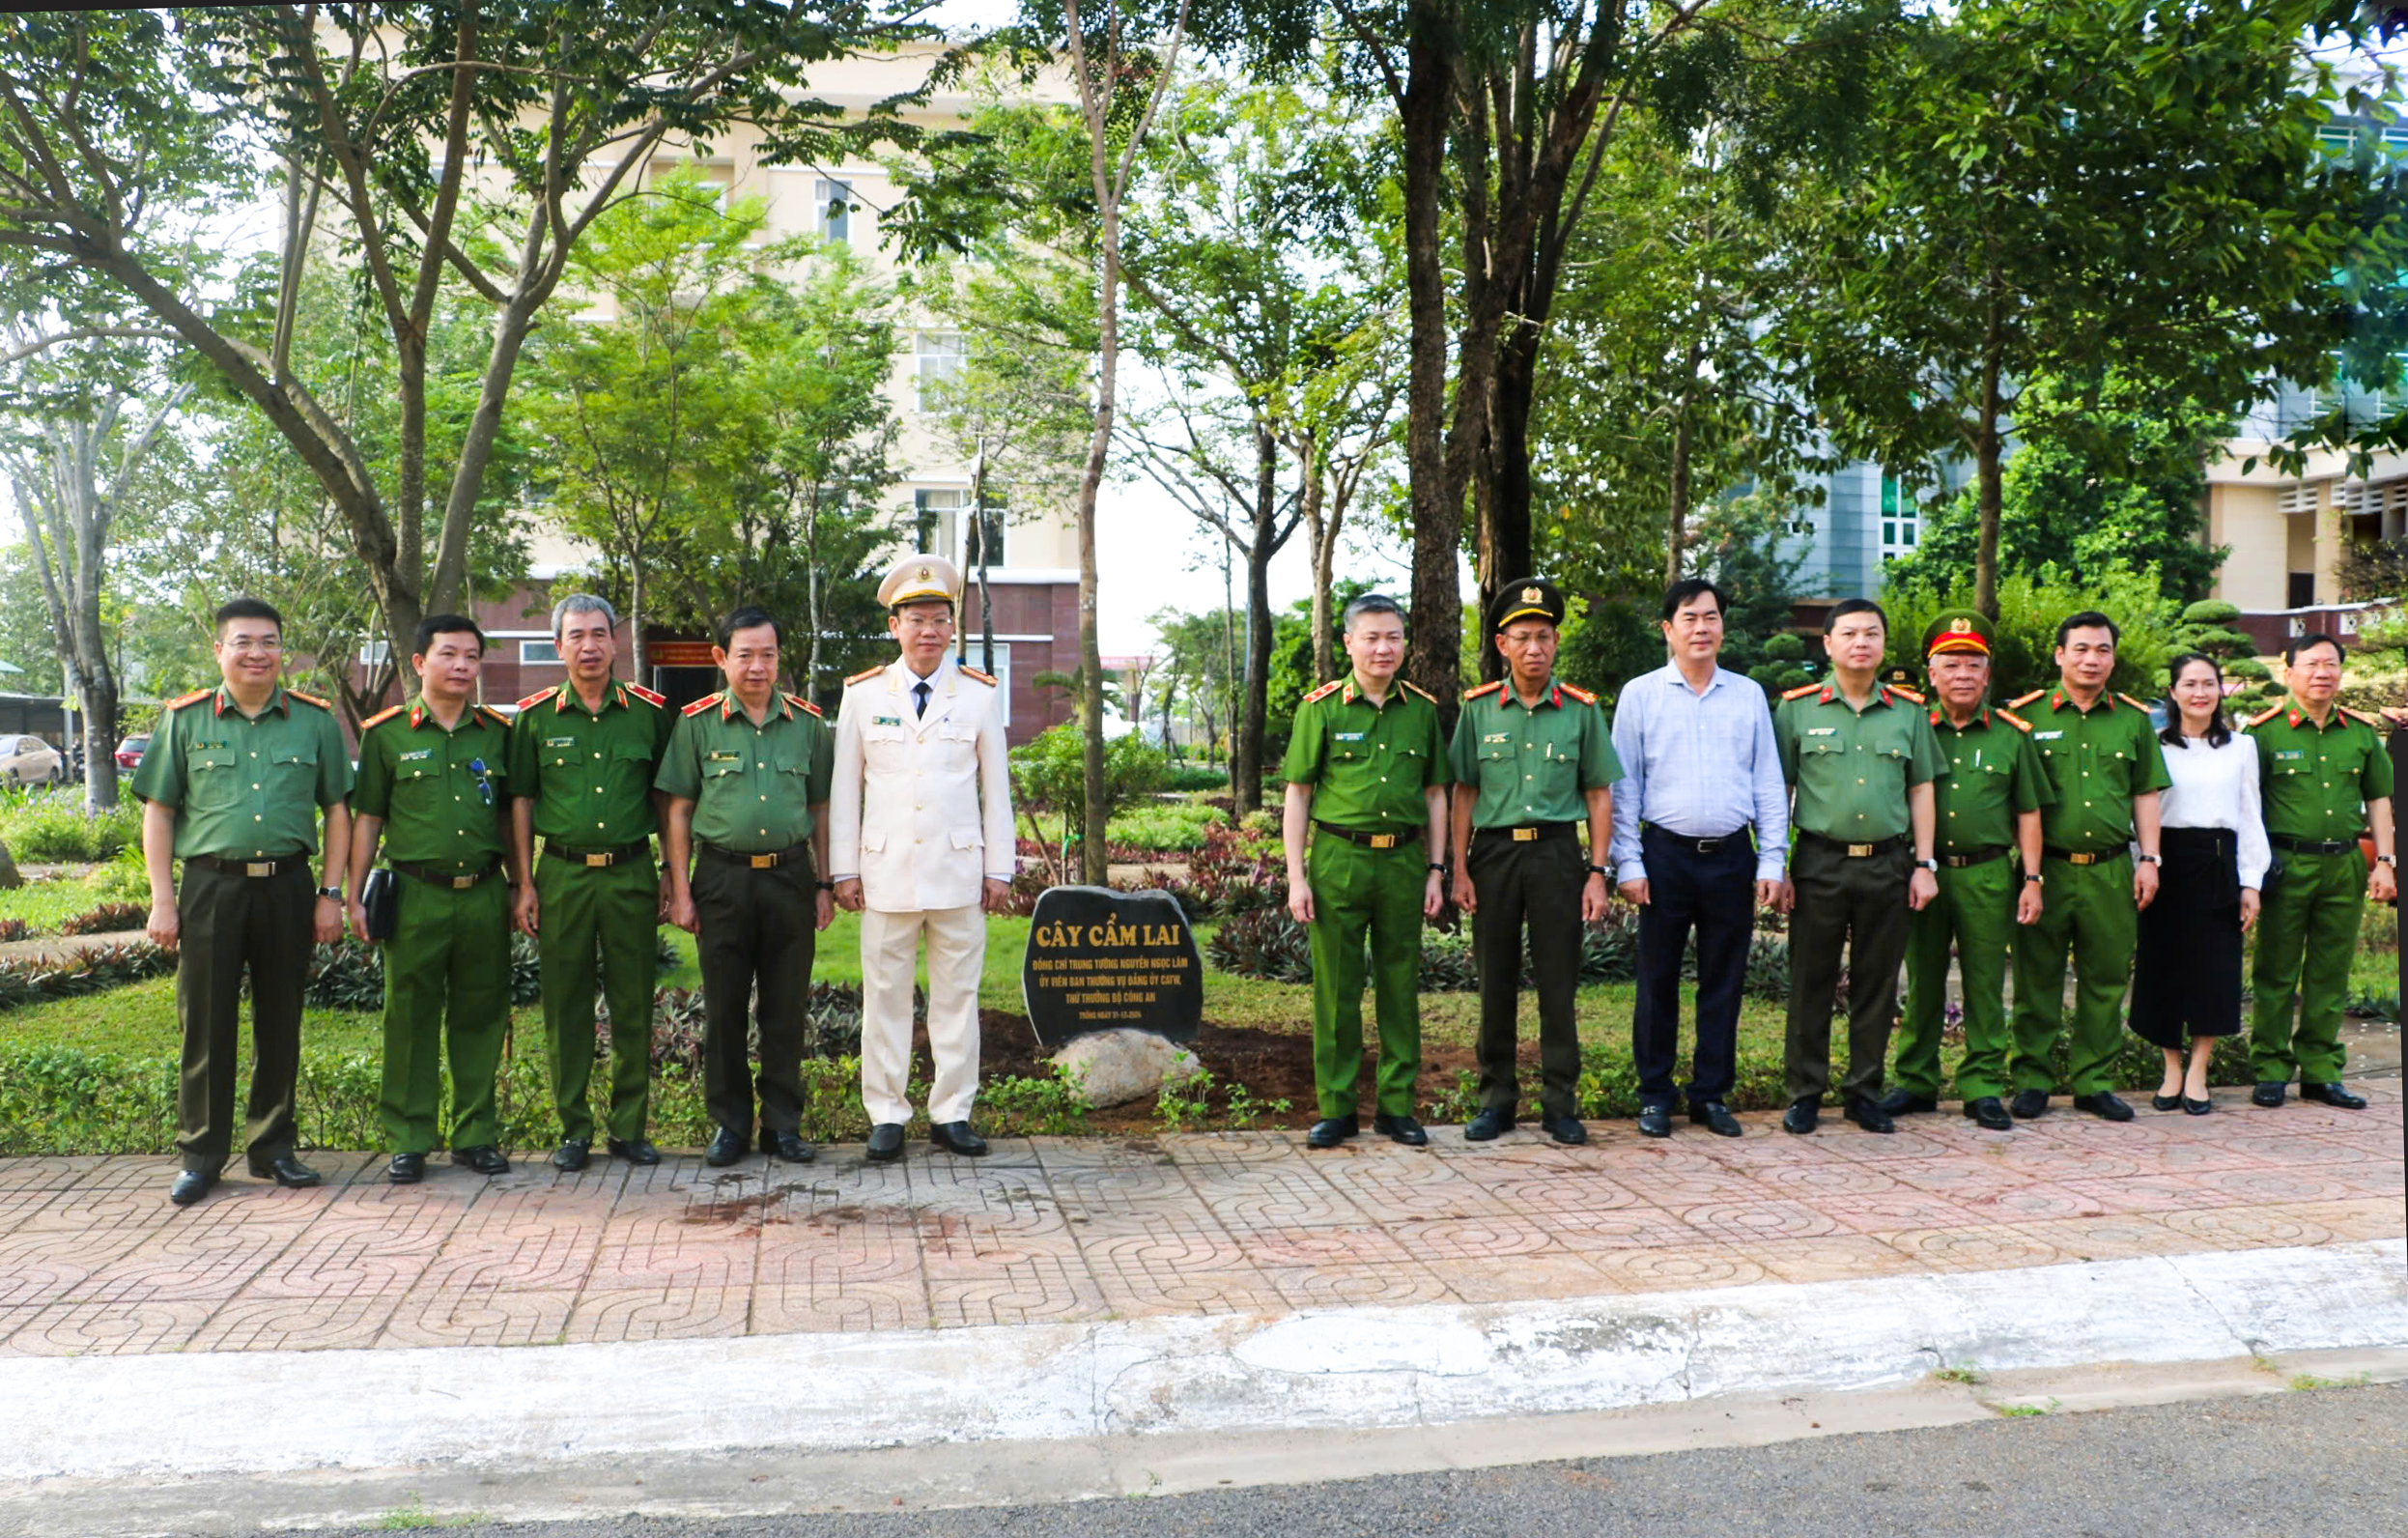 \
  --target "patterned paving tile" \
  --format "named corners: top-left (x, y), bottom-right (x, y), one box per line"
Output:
top-left (1737, 1234), bottom-right (1931, 1285)
top-left (585, 1205), bottom-right (760, 1292)
top-left (0, 1188), bottom-right (58, 1234)
top-left (241, 1211), bottom-right (461, 1300)
top-left (1676, 1199), bottom-right (1844, 1244)
top-left (563, 1286), bottom-right (752, 1343)
top-left (69, 1222), bottom-right (307, 1304)
top-left (0, 1156), bottom-right (108, 1192)
top-left (1867, 1154), bottom-right (2042, 1200)
top-left (2158, 1204), bottom-right (2334, 1249)
top-left (2188, 1165), bottom-right (2371, 1207)
top-left (0, 1228), bottom-right (144, 1308)
top-left (2055, 1174), bottom-right (2232, 1214)
top-left (751, 1279), bottom-right (930, 1333)
top-left (2322, 1159), bottom-right (2404, 1197)
top-left (1880, 1225), bottom-right (2061, 1273)
top-left (1384, 1213), bottom-right (1559, 1261)
top-left (1464, 1167), bottom-right (1652, 1216)
top-left (412, 1189), bottom-right (611, 1294)
top-left (1582, 1244), bottom-right (1770, 1294)
top-left (1536, 1207), bottom-right (1710, 1253)
top-left (2276, 1197), bottom-right (2403, 1242)
top-left (1609, 1169), bottom-right (1772, 1210)
top-left (0, 1304), bottom-right (36, 1348)
top-left (1746, 1160), bottom-right (1909, 1200)
top-left (1088, 1267), bottom-right (1282, 1319)
top-left (755, 1210), bottom-right (924, 1289)
top-left (1232, 1222), bottom-right (1420, 1271)
top-left (1421, 1253), bottom-right (1615, 1304)
top-left (1956, 1181), bottom-right (2116, 1224)
top-left (925, 1255), bottom-right (1110, 1327)
top-left (1313, 1161), bottom-right (1523, 1225)
top-left (2013, 1214), bottom-right (2196, 1264)
top-left (189, 1296), bottom-right (399, 1353)
top-left (1255, 1263), bottom-right (1459, 1310)
top-left (379, 1286), bottom-right (577, 1349)
top-left (0, 1299), bottom-right (213, 1356)
top-left (1193, 1168), bottom-right (1371, 1233)
top-left (1070, 1210), bottom-right (1250, 1273)
top-left (1810, 1191), bottom-right (1988, 1237)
